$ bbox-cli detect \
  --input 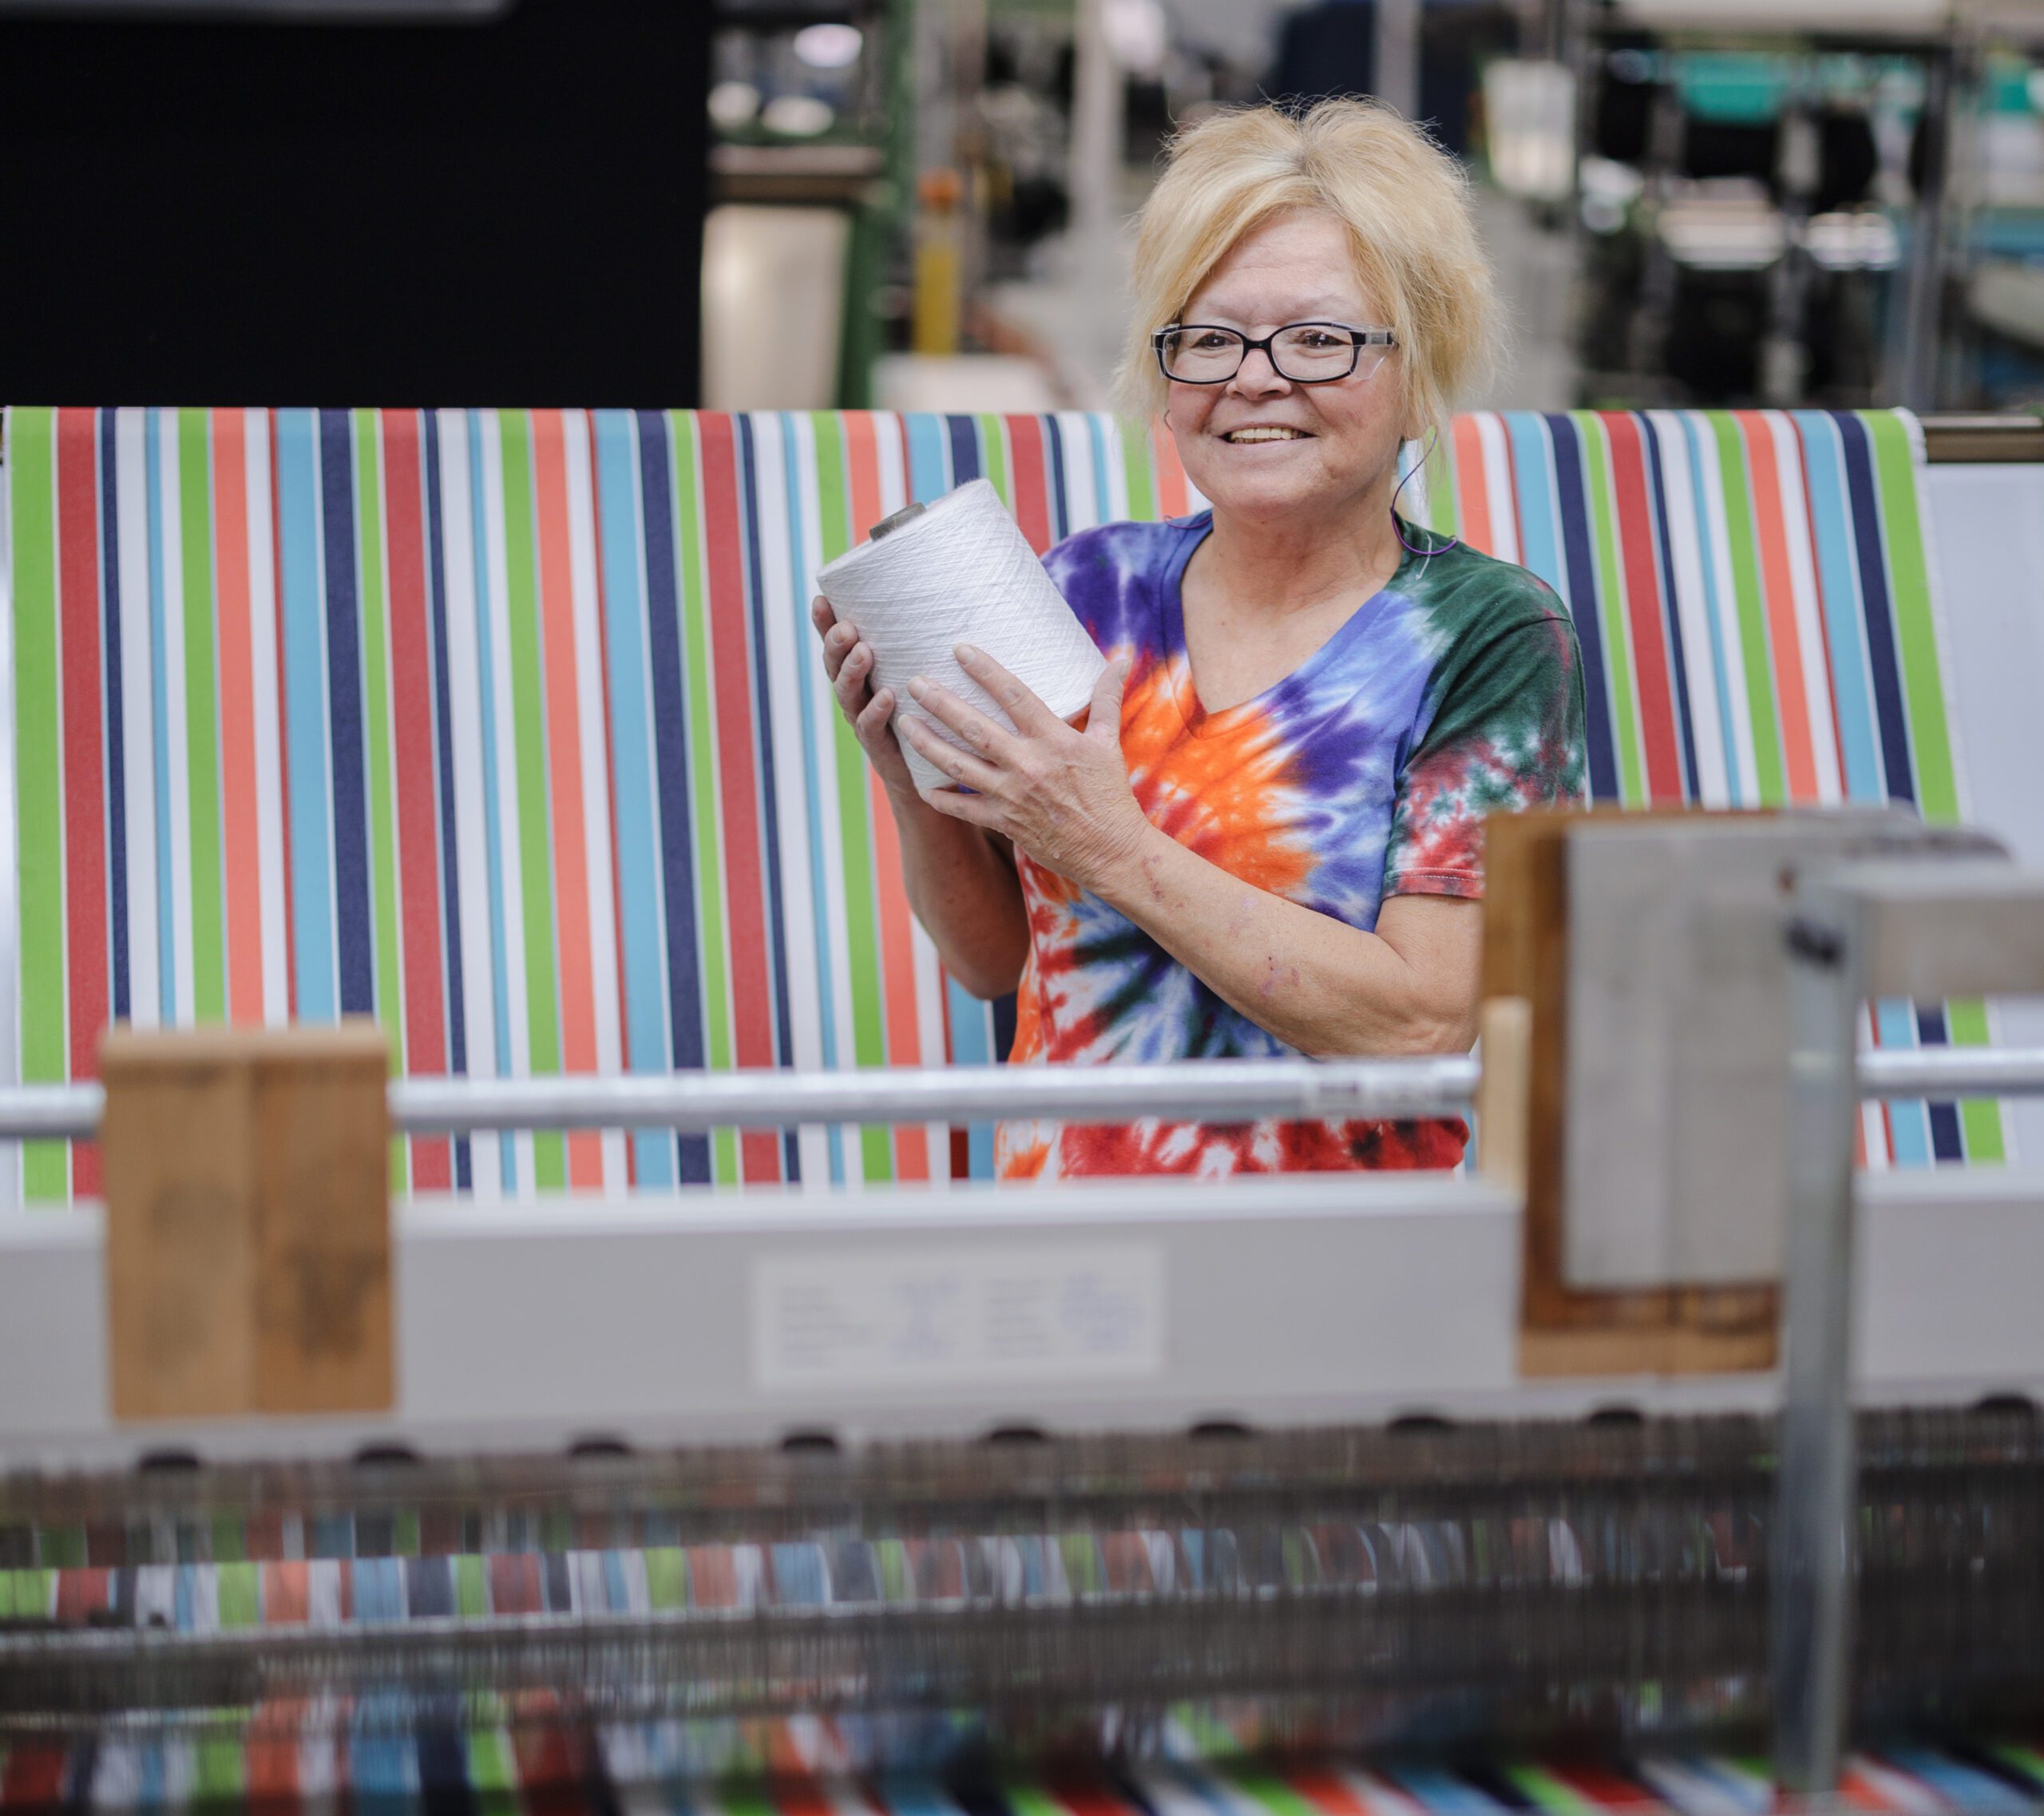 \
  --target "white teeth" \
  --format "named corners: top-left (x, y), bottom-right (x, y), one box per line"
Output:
top-left (1225, 427), bottom-right (1305, 442)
